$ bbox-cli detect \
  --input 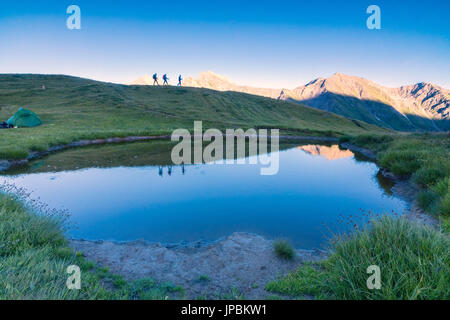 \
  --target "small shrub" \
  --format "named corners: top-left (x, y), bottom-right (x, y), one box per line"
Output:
top-left (112, 275), bottom-right (128, 289)
top-left (417, 190), bottom-right (440, 213)
top-left (378, 150), bottom-right (422, 176)
top-left (0, 148), bottom-right (29, 160)
top-left (96, 266), bottom-right (110, 279)
top-left (441, 216), bottom-right (450, 233)
top-left (54, 247), bottom-right (74, 259)
top-left (338, 136), bottom-right (352, 143)
top-left (413, 166), bottom-right (447, 187)
top-left (266, 265), bottom-right (326, 297)
top-left (221, 287), bottom-right (245, 300)
top-left (197, 275), bottom-right (211, 283)
top-left (78, 259), bottom-right (96, 271)
top-left (434, 178), bottom-right (449, 197)
top-left (440, 192), bottom-right (450, 216)
top-left (354, 134), bottom-right (393, 146)
top-left (274, 240), bottom-right (295, 260)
